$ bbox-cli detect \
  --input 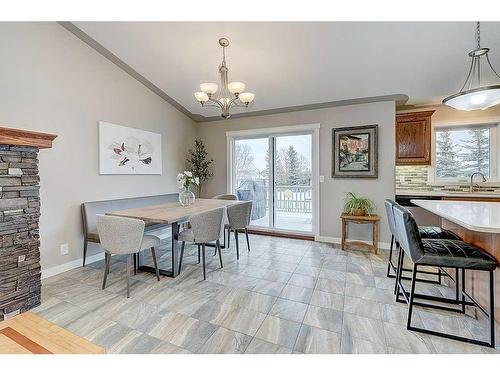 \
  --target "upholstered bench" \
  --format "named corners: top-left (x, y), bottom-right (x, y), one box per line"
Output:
top-left (81, 193), bottom-right (179, 266)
